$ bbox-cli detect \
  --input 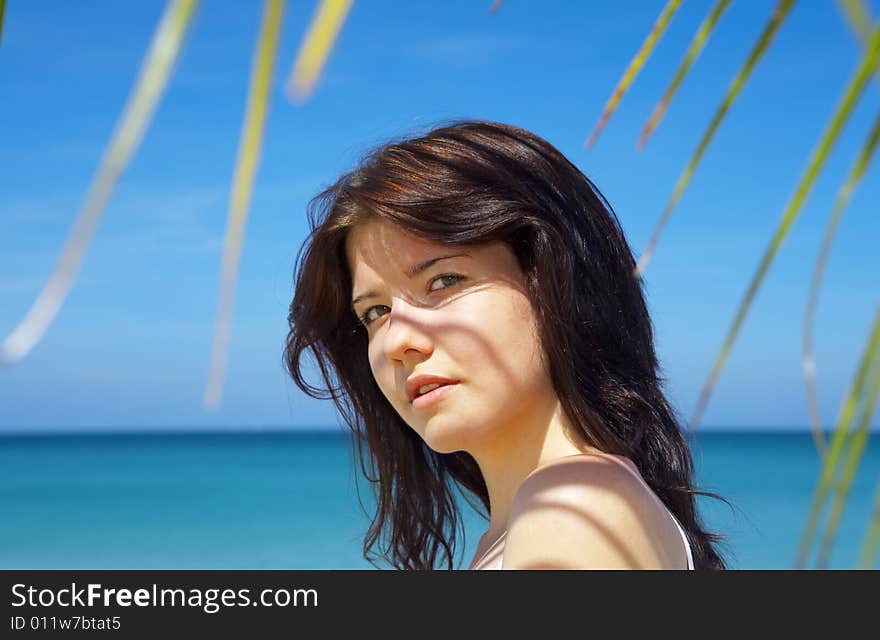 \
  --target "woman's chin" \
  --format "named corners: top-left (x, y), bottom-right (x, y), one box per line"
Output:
top-left (422, 431), bottom-right (462, 455)
top-left (419, 419), bottom-right (486, 455)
